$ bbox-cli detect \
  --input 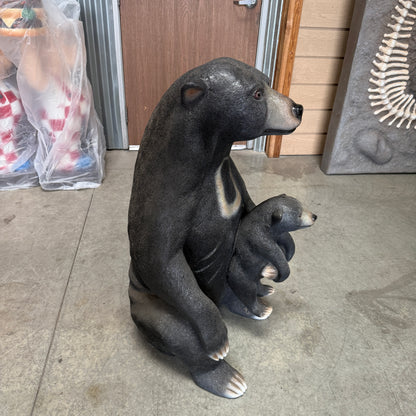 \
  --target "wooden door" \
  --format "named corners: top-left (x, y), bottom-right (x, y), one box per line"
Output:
top-left (120, 0), bottom-right (262, 145)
